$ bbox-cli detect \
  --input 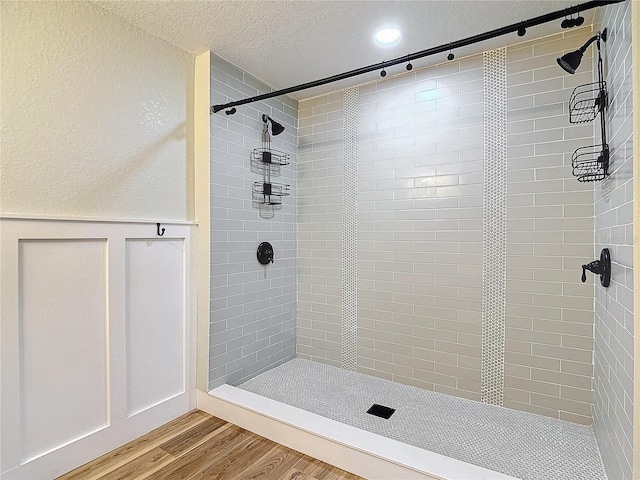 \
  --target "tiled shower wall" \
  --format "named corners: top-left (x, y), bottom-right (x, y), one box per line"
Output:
top-left (593, 2), bottom-right (634, 478)
top-left (355, 59), bottom-right (487, 399)
top-left (297, 92), bottom-right (344, 366)
top-left (504, 31), bottom-right (596, 424)
top-left (297, 28), bottom-right (600, 423)
top-left (209, 54), bottom-right (298, 389)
